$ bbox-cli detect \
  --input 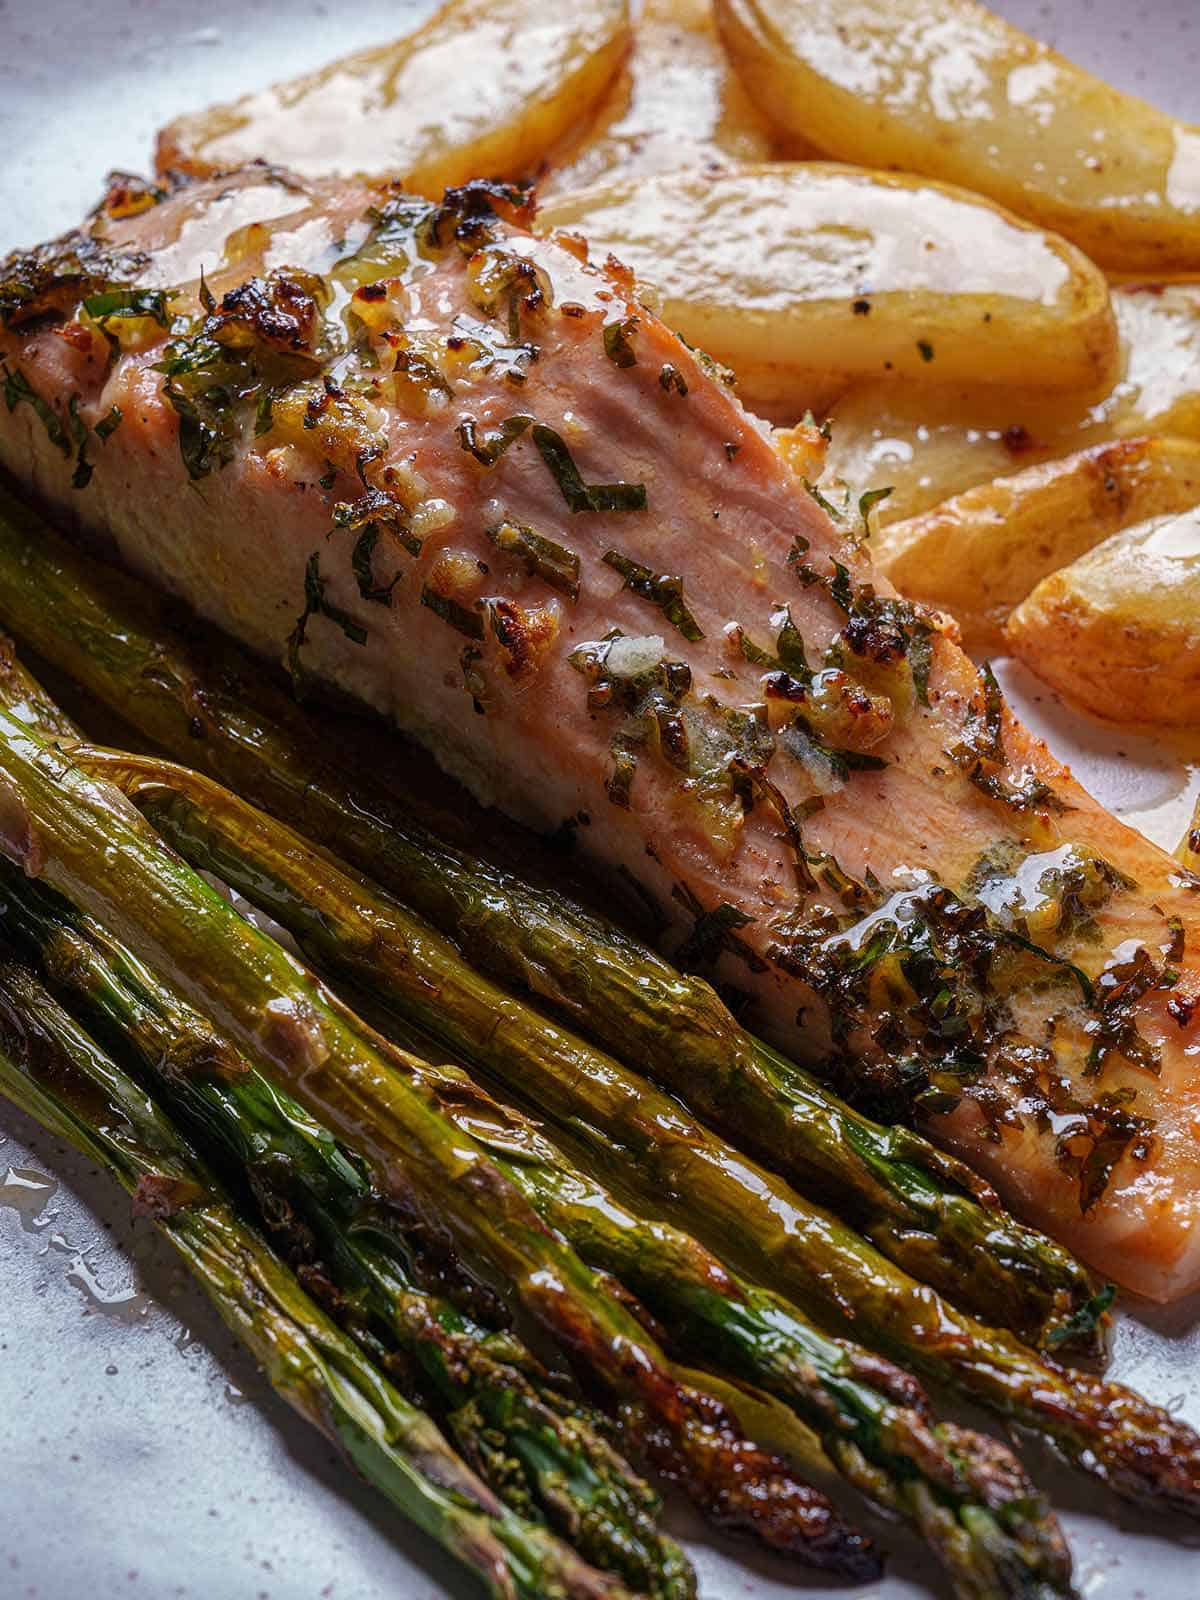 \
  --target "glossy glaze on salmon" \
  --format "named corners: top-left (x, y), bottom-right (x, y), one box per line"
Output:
top-left (2, 168), bottom-right (1199, 1301)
